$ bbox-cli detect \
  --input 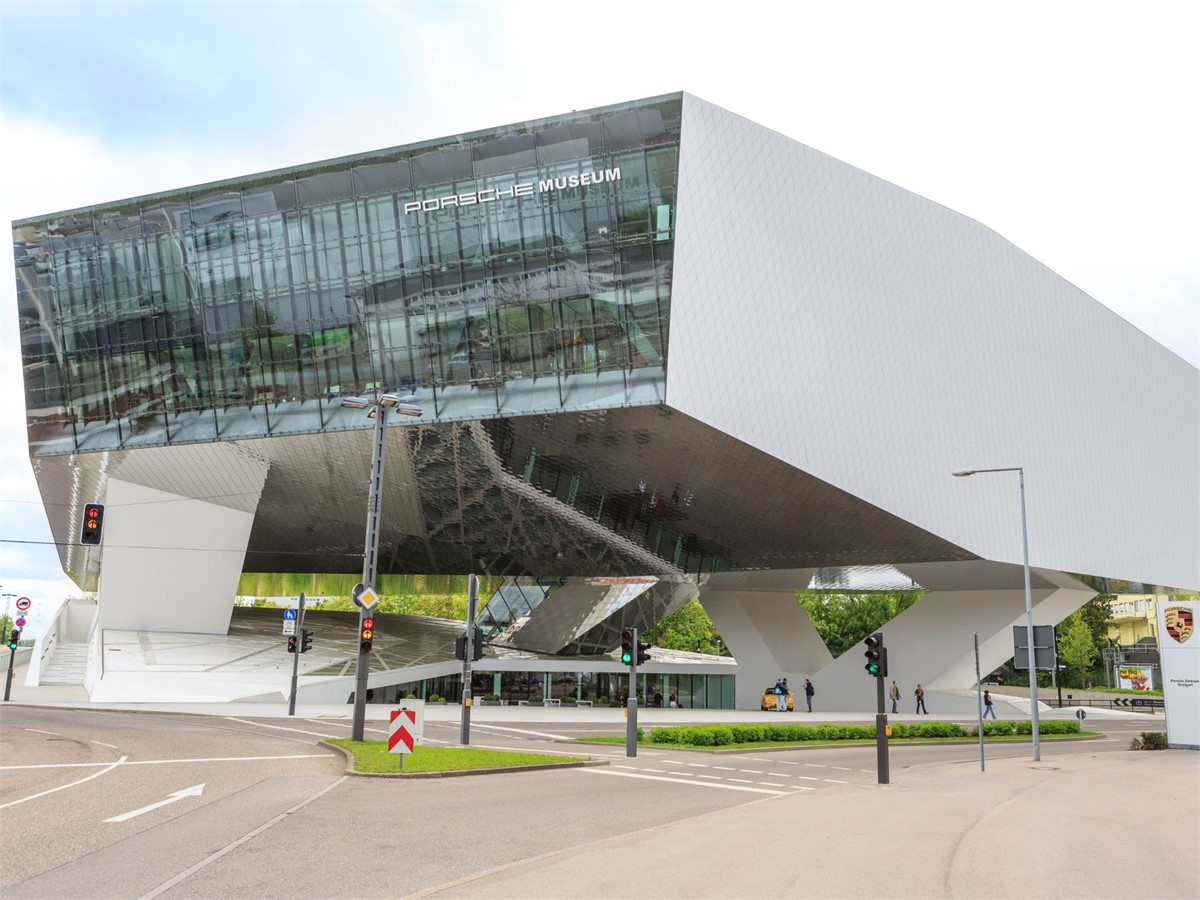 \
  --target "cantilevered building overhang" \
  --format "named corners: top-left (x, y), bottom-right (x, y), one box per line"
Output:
top-left (13, 93), bottom-right (1197, 708)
